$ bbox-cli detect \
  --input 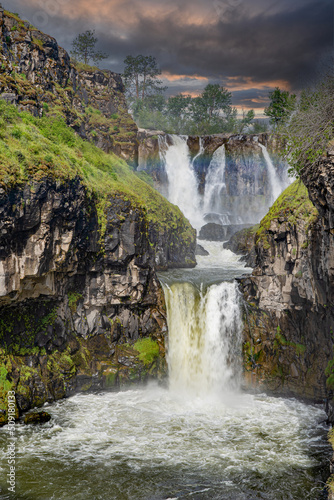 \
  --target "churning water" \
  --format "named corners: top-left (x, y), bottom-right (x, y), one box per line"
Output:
top-left (0, 242), bottom-right (330, 500)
